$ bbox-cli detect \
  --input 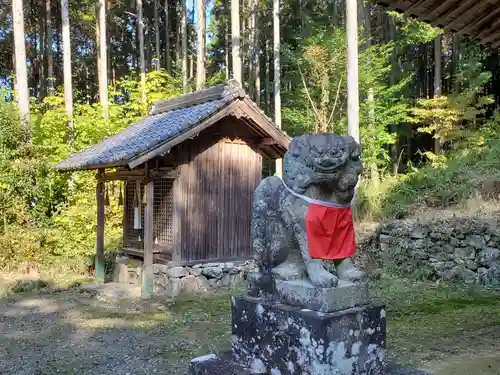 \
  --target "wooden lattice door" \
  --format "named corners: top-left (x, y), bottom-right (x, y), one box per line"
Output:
top-left (125, 178), bottom-right (174, 252)
top-left (153, 178), bottom-right (174, 251)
